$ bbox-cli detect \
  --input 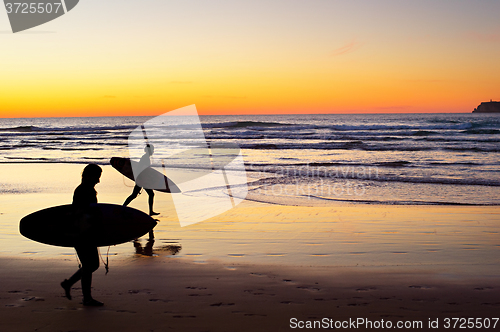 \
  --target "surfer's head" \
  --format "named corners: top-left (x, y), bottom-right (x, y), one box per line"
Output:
top-left (145, 144), bottom-right (154, 156)
top-left (82, 164), bottom-right (102, 185)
